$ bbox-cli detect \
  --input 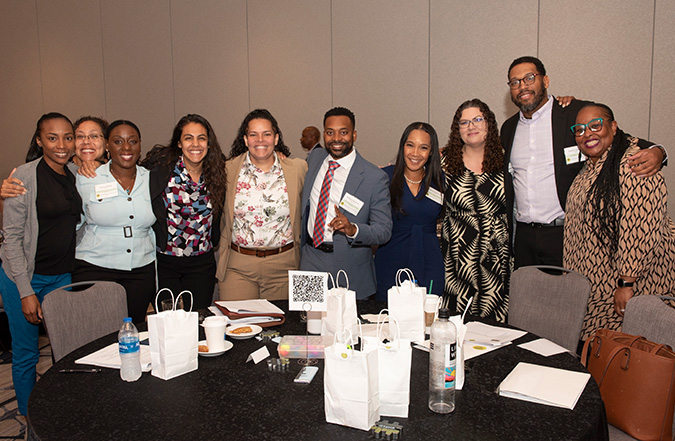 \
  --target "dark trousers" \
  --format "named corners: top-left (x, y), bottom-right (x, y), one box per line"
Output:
top-left (72, 259), bottom-right (156, 324)
top-left (514, 223), bottom-right (564, 269)
top-left (156, 250), bottom-right (216, 311)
